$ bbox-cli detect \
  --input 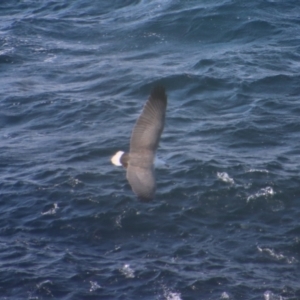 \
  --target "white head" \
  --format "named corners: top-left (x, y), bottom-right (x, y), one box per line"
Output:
top-left (111, 151), bottom-right (124, 166)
